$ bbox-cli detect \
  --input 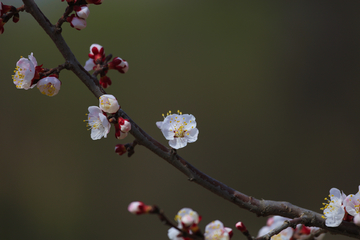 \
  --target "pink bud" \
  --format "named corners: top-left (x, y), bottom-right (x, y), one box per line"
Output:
top-left (108, 57), bottom-right (129, 73)
top-left (120, 119), bottom-right (131, 133)
top-left (115, 144), bottom-right (127, 156)
top-left (74, 5), bottom-right (90, 19)
top-left (128, 201), bottom-right (145, 214)
top-left (67, 14), bottom-right (87, 30)
top-left (235, 222), bottom-right (247, 233)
